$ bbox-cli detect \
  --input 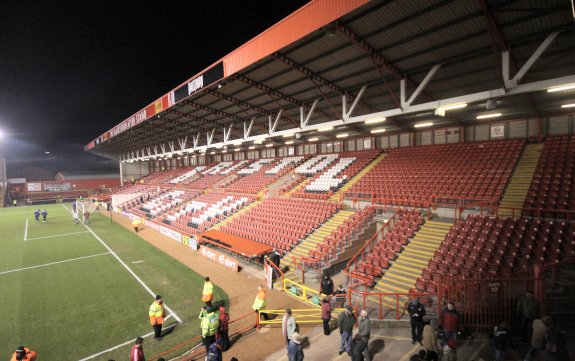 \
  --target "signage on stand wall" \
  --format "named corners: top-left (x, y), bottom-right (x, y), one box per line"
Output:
top-left (491, 125), bottom-right (505, 138)
top-left (198, 245), bottom-right (239, 272)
